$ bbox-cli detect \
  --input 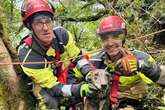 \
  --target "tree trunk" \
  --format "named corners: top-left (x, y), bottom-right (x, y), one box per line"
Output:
top-left (0, 10), bottom-right (33, 110)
